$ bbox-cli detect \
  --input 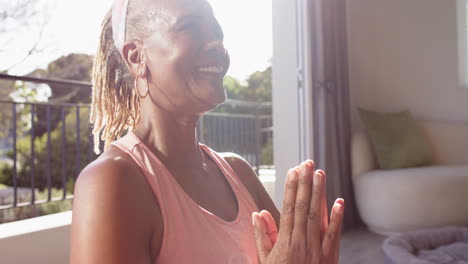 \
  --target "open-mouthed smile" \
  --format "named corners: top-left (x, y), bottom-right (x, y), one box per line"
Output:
top-left (198, 66), bottom-right (224, 74)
